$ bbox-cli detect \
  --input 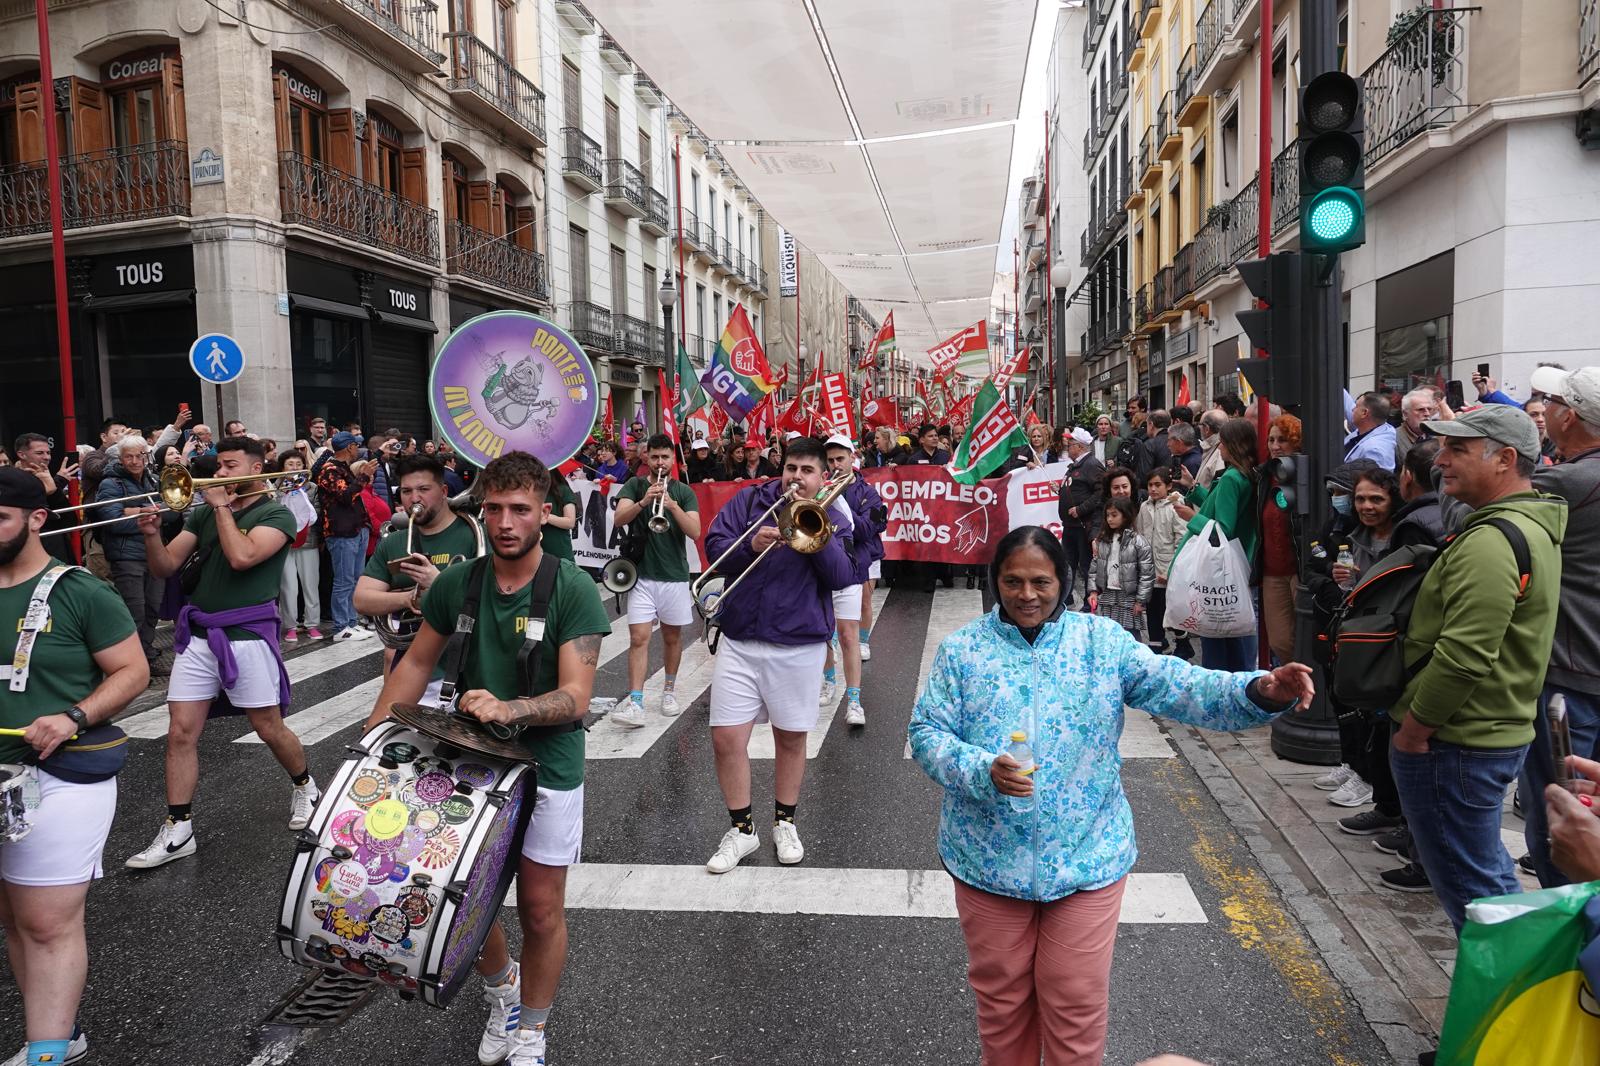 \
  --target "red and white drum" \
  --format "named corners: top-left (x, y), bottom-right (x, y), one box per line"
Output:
top-left (276, 717), bottom-right (533, 1007)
